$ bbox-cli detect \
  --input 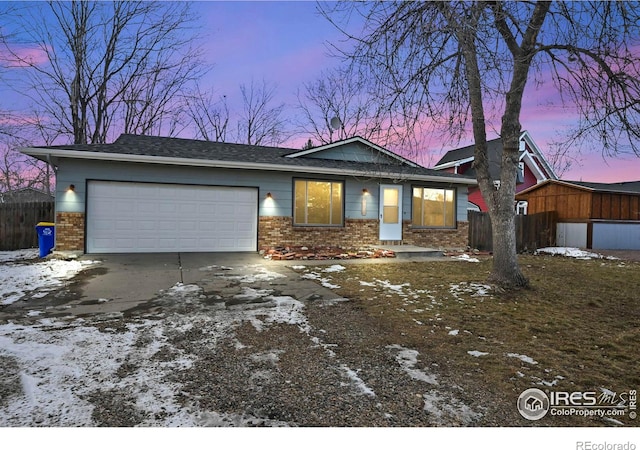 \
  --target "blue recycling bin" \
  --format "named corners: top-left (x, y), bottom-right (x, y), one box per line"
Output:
top-left (35, 222), bottom-right (55, 257)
